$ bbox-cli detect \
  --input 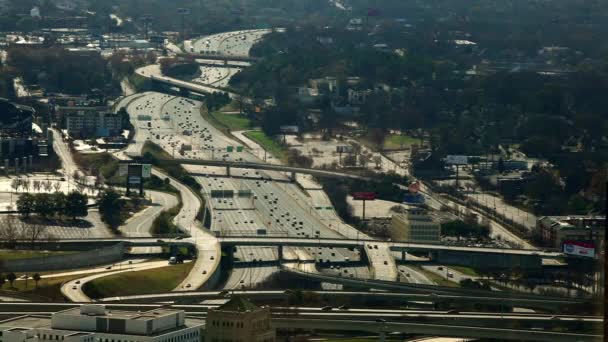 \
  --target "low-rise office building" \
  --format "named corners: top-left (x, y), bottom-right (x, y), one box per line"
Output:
top-left (205, 296), bottom-right (275, 342)
top-left (390, 208), bottom-right (441, 243)
top-left (0, 305), bottom-right (204, 342)
top-left (64, 109), bottom-right (121, 138)
top-left (536, 215), bottom-right (605, 248)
